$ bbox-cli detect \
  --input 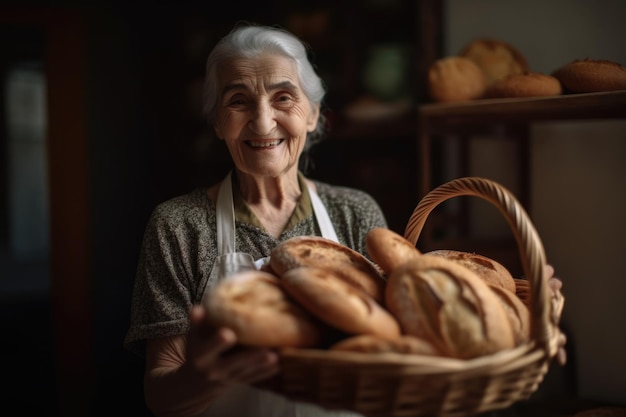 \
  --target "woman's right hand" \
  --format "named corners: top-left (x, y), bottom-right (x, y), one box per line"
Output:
top-left (144, 306), bottom-right (279, 417)
top-left (186, 305), bottom-right (280, 386)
